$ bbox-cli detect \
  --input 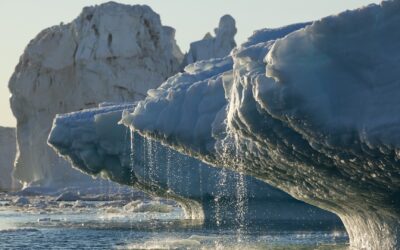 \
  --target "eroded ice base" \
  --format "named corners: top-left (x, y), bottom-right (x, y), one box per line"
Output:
top-left (49, 103), bottom-right (340, 229)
